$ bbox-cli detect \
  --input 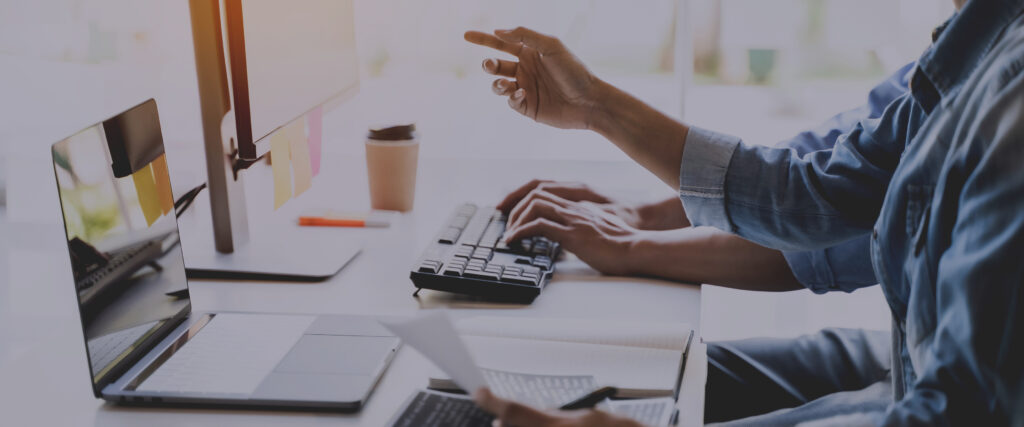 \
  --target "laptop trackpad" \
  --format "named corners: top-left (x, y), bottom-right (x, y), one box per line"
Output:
top-left (275, 335), bottom-right (397, 375)
top-left (251, 335), bottom-right (398, 403)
